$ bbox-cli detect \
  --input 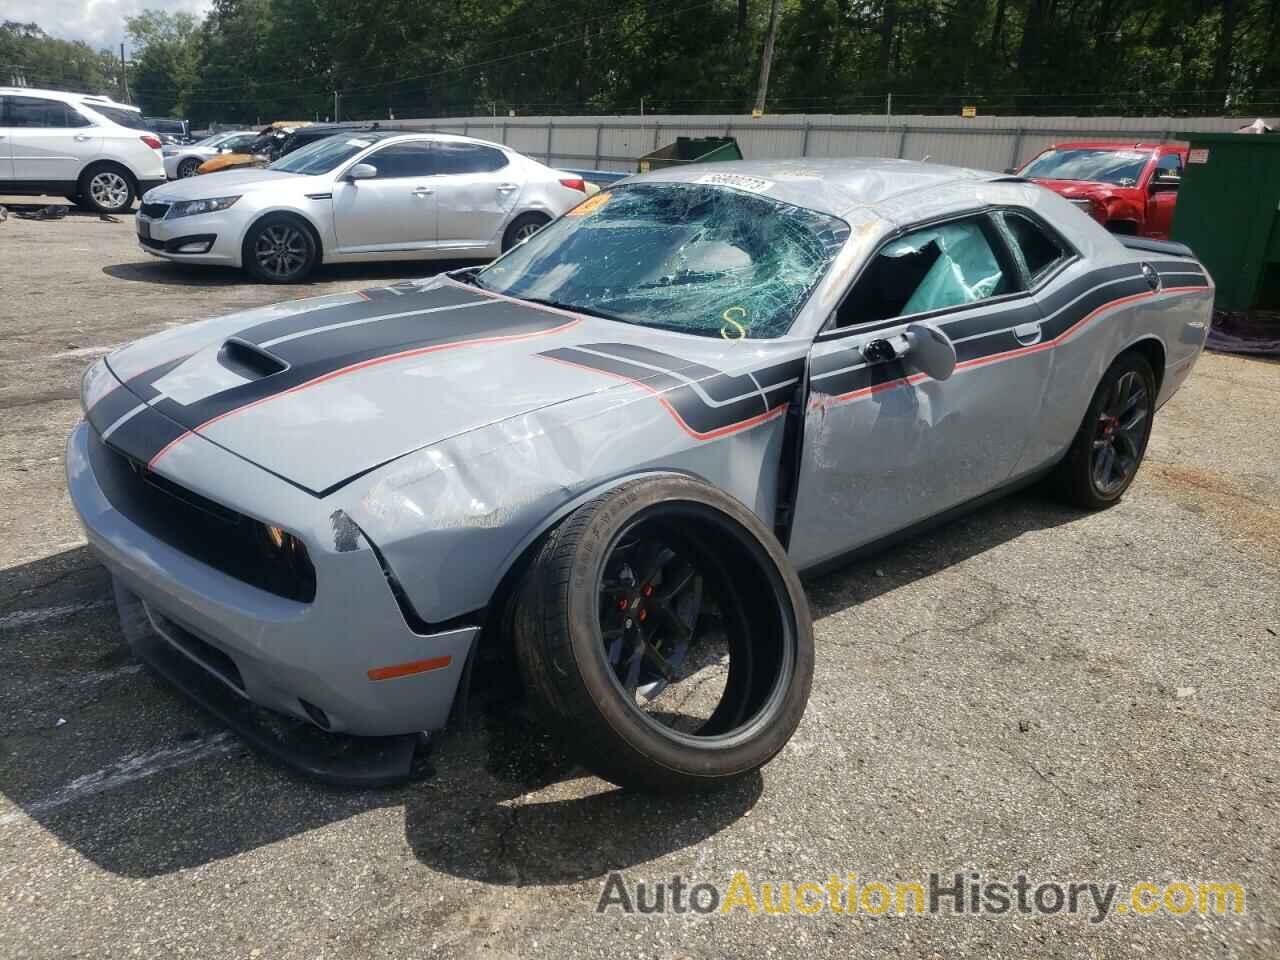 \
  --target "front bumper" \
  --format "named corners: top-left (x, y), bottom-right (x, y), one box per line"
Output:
top-left (66, 421), bottom-right (479, 745)
top-left (136, 207), bottom-right (242, 265)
